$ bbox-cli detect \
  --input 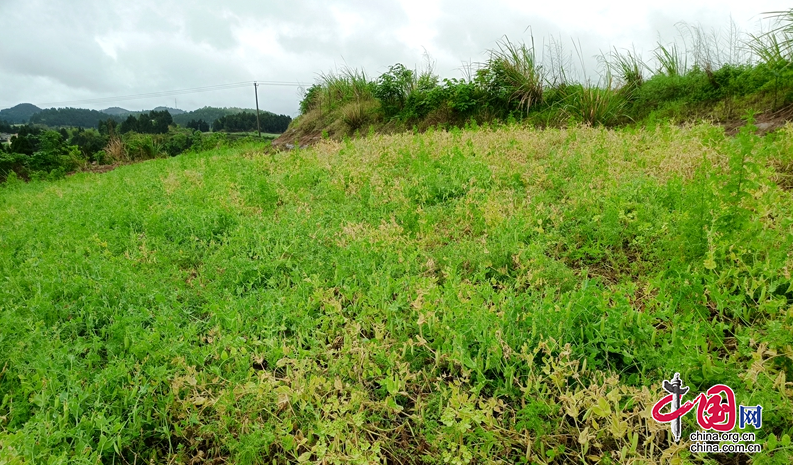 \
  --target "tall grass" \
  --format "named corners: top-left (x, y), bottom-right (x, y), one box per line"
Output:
top-left (485, 36), bottom-right (545, 114)
top-left (759, 8), bottom-right (793, 56)
top-left (562, 83), bottom-right (627, 126)
top-left (600, 47), bottom-right (646, 93)
top-left (305, 66), bottom-right (375, 114)
top-left (543, 34), bottom-right (575, 87)
top-left (748, 14), bottom-right (793, 109)
top-left (654, 42), bottom-right (688, 76)
top-left (293, 13), bottom-right (793, 137)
